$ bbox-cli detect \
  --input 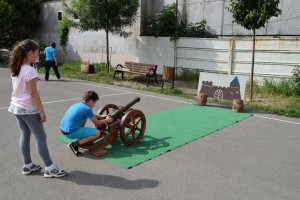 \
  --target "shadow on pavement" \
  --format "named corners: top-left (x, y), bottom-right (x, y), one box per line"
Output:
top-left (62, 170), bottom-right (160, 189)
